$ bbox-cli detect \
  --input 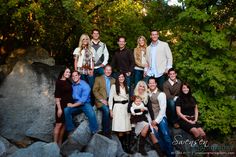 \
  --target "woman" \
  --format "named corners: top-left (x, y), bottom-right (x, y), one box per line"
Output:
top-left (73, 34), bottom-right (95, 88)
top-left (133, 36), bottom-right (148, 87)
top-left (108, 73), bottom-right (131, 152)
top-left (176, 83), bottom-right (206, 139)
top-left (128, 81), bottom-right (164, 156)
top-left (54, 67), bottom-right (73, 146)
